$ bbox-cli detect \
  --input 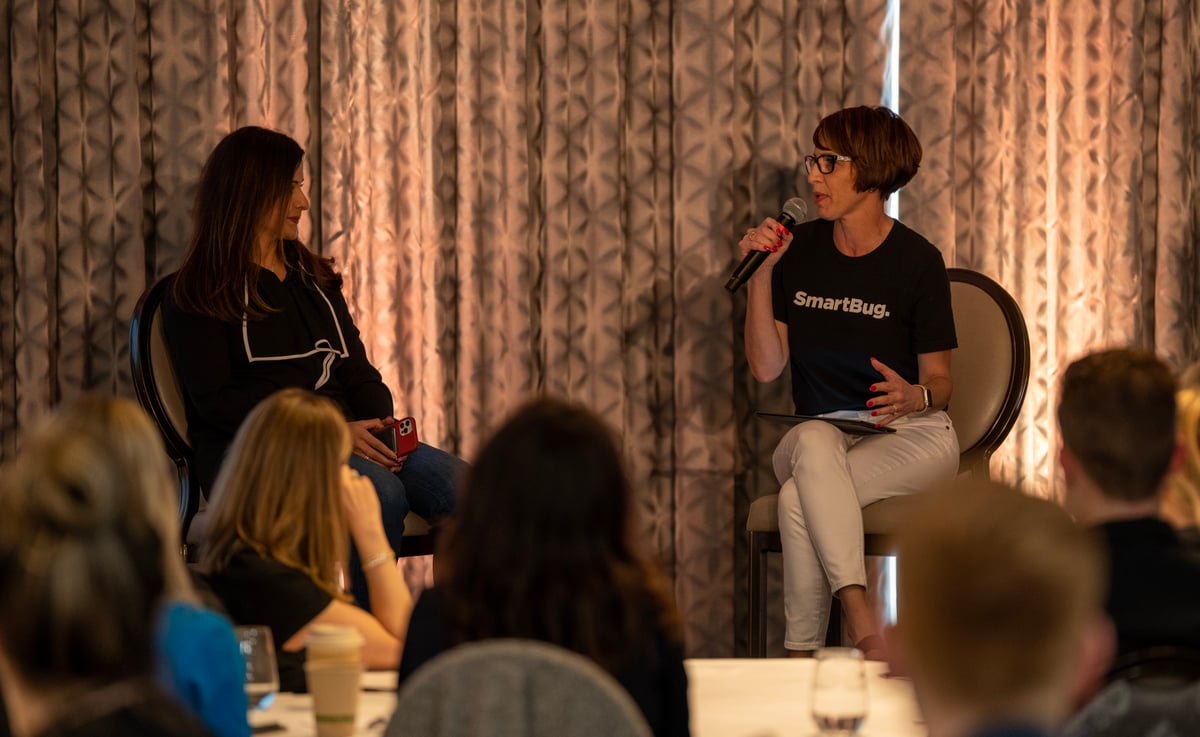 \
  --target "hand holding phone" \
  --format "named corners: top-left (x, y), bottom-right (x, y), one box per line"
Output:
top-left (371, 416), bottom-right (419, 457)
